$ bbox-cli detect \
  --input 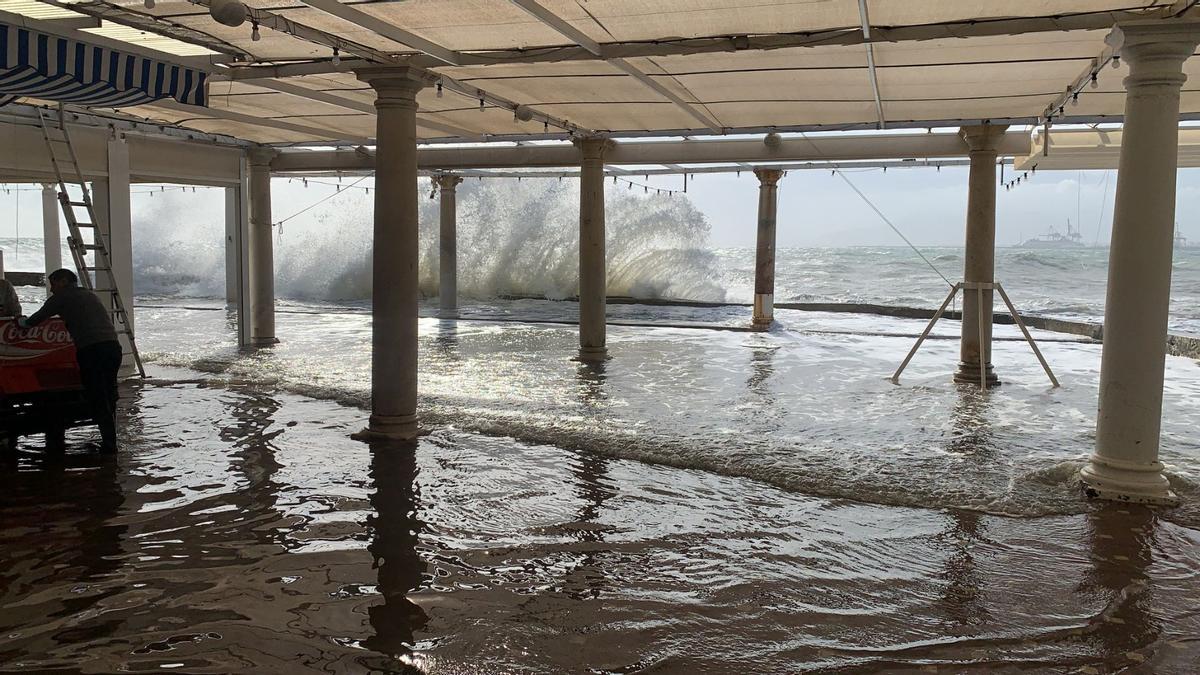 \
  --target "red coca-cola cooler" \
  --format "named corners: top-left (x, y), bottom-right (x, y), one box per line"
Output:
top-left (1, 317), bottom-right (92, 452)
